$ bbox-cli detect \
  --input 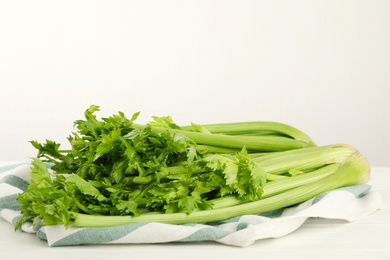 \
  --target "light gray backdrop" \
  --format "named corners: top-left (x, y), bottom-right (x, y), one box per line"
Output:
top-left (0, 1), bottom-right (389, 166)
